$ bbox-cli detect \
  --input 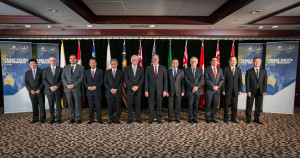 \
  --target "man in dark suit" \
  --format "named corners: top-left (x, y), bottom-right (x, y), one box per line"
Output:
top-left (62, 54), bottom-right (85, 124)
top-left (25, 58), bottom-right (45, 124)
top-left (145, 54), bottom-right (167, 124)
top-left (245, 57), bottom-right (267, 124)
top-left (42, 56), bottom-right (63, 124)
top-left (84, 58), bottom-right (103, 124)
top-left (104, 59), bottom-right (123, 124)
top-left (205, 57), bottom-right (224, 123)
top-left (222, 56), bottom-right (242, 123)
top-left (166, 58), bottom-right (185, 123)
top-left (124, 55), bottom-right (144, 124)
top-left (184, 57), bottom-right (203, 123)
